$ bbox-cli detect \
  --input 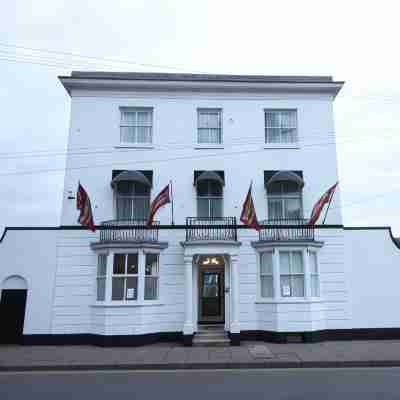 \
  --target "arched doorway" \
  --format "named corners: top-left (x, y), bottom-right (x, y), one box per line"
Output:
top-left (0, 275), bottom-right (28, 344)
